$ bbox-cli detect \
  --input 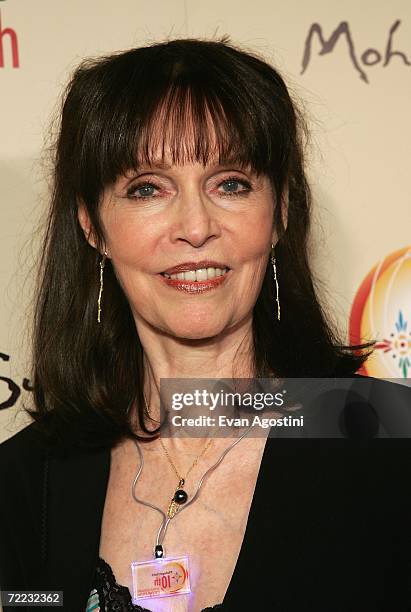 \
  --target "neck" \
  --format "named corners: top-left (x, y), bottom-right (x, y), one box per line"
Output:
top-left (130, 315), bottom-right (257, 452)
